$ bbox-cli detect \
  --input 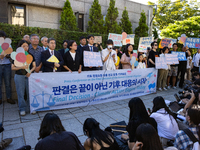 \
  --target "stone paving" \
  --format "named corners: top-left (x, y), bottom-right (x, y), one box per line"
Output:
top-left (0, 88), bottom-right (180, 150)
